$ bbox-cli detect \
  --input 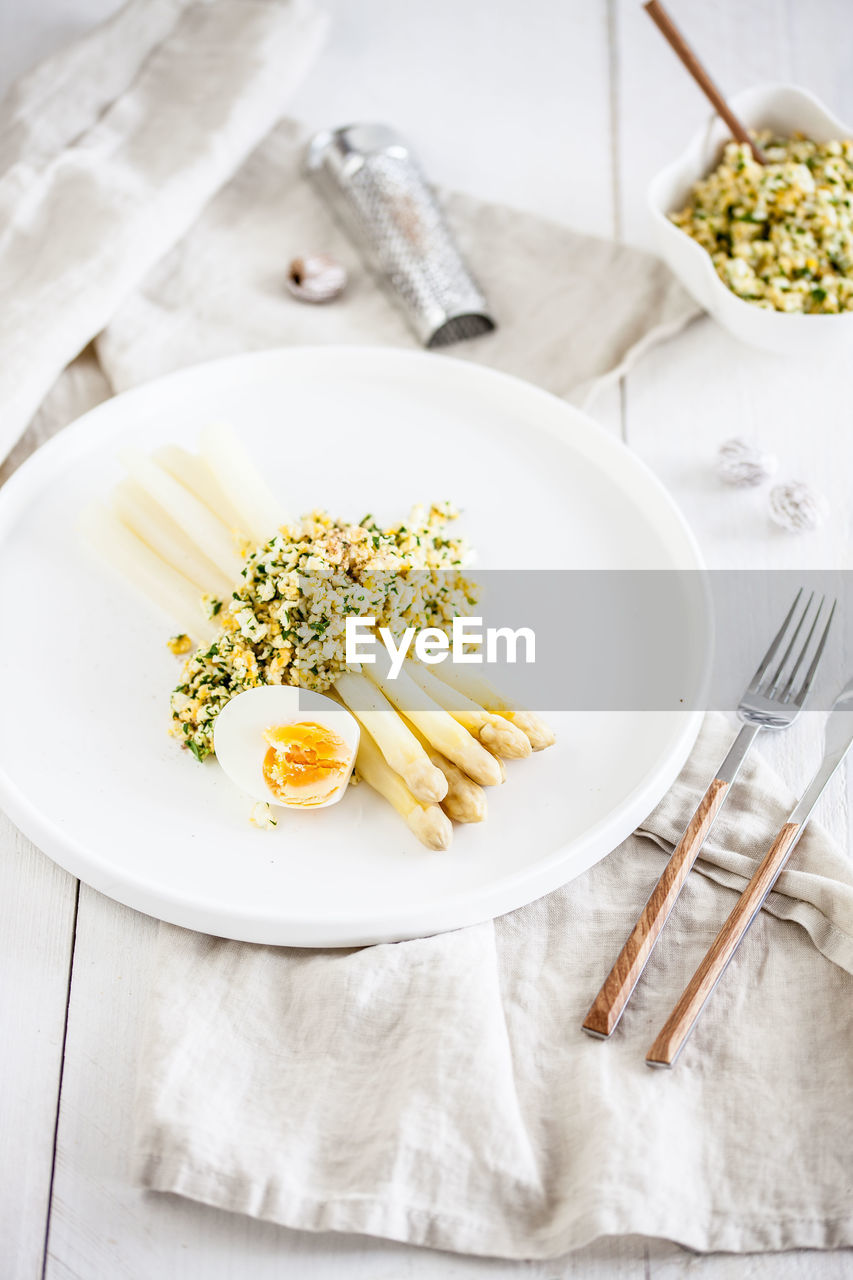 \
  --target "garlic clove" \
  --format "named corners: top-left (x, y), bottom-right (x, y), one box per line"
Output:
top-left (717, 437), bottom-right (778, 488)
top-left (768, 481), bottom-right (829, 533)
top-left (286, 254), bottom-right (347, 303)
